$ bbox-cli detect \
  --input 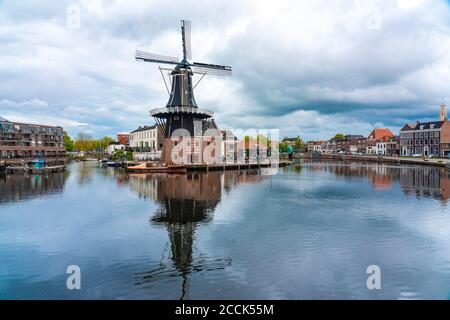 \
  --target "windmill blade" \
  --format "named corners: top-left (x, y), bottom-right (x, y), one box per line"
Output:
top-left (192, 62), bottom-right (232, 76)
top-left (135, 50), bottom-right (179, 65)
top-left (181, 20), bottom-right (192, 61)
